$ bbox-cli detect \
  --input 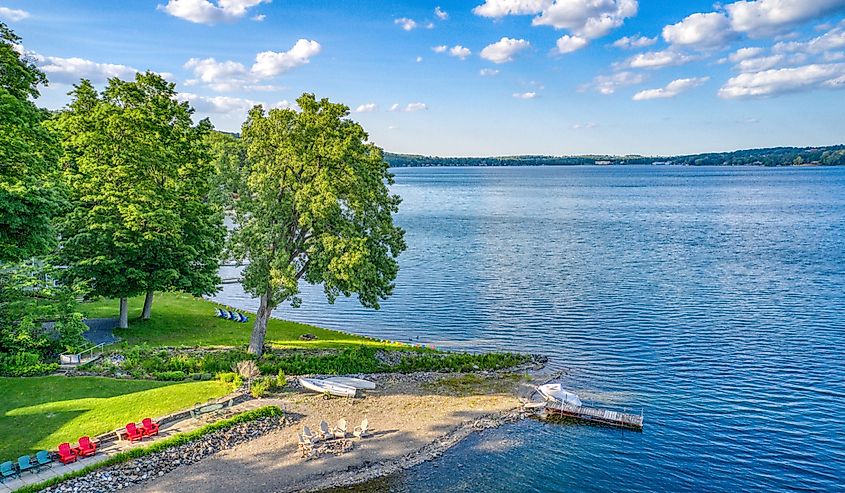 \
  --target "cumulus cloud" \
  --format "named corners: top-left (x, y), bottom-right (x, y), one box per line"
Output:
top-left (390, 102), bottom-right (428, 112)
top-left (473, 0), bottom-right (637, 39)
top-left (719, 62), bottom-right (845, 97)
top-left (513, 91), bottom-right (538, 99)
top-left (394, 17), bottom-right (418, 31)
top-left (774, 25), bottom-right (845, 54)
top-left (480, 37), bottom-right (531, 63)
top-left (727, 0), bottom-right (845, 37)
top-left (532, 0), bottom-right (638, 38)
top-left (633, 77), bottom-right (710, 100)
top-left (662, 12), bottom-right (737, 48)
top-left (251, 39), bottom-right (322, 77)
top-left (251, 14), bottom-right (265, 21)
top-left (581, 70), bottom-right (645, 94)
top-left (432, 45), bottom-right (448, 53)
top-left (184, 39), bottom-right (321, 91)
top-left (158, 0), bottom-right (269, 25)
top-left (449, 45), bottom-right (472, 59)
top-left (624, 49), bottom-right (697, 69)
top-left (556, 35), bottom-right (589, 53)
top-left (176, 92), bottom-right (258, 114)
top-left (729, 46), bottom-right (765, 62)
top-left (480, 68), bottom-right (500, 76)
top-left (416, 56), bottom-right (423, 62)
top-left (612, 35), bottom-right (657, 49)
top-left (0, 6), bottom-right (29, 21)
top-left (34, 54), bottom-right (138, 84)
top-left (354, 103), bottom-right (378, 113)
top-left (435, 6), bottom-right (448, 20)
